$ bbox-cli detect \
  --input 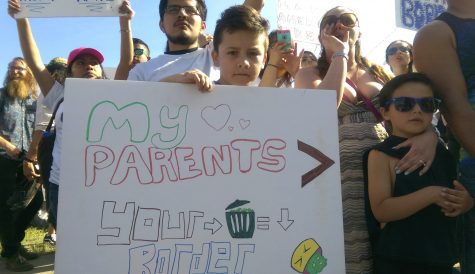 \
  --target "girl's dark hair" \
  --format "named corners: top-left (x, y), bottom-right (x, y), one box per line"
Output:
top-left (385, 40), bottom-right (414, 73)
top-left (379, 73), bottom-right (438, 110)
top-left (316, 7), bottom-right (393, 85)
